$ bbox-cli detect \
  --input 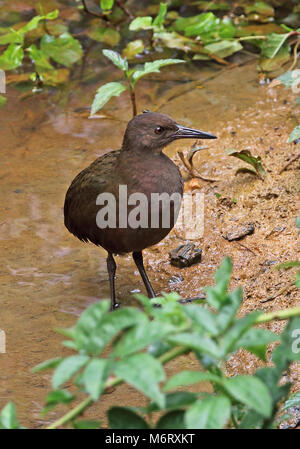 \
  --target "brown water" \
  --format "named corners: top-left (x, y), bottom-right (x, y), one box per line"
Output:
top-left (0, 56), bottom-right (299, 427)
